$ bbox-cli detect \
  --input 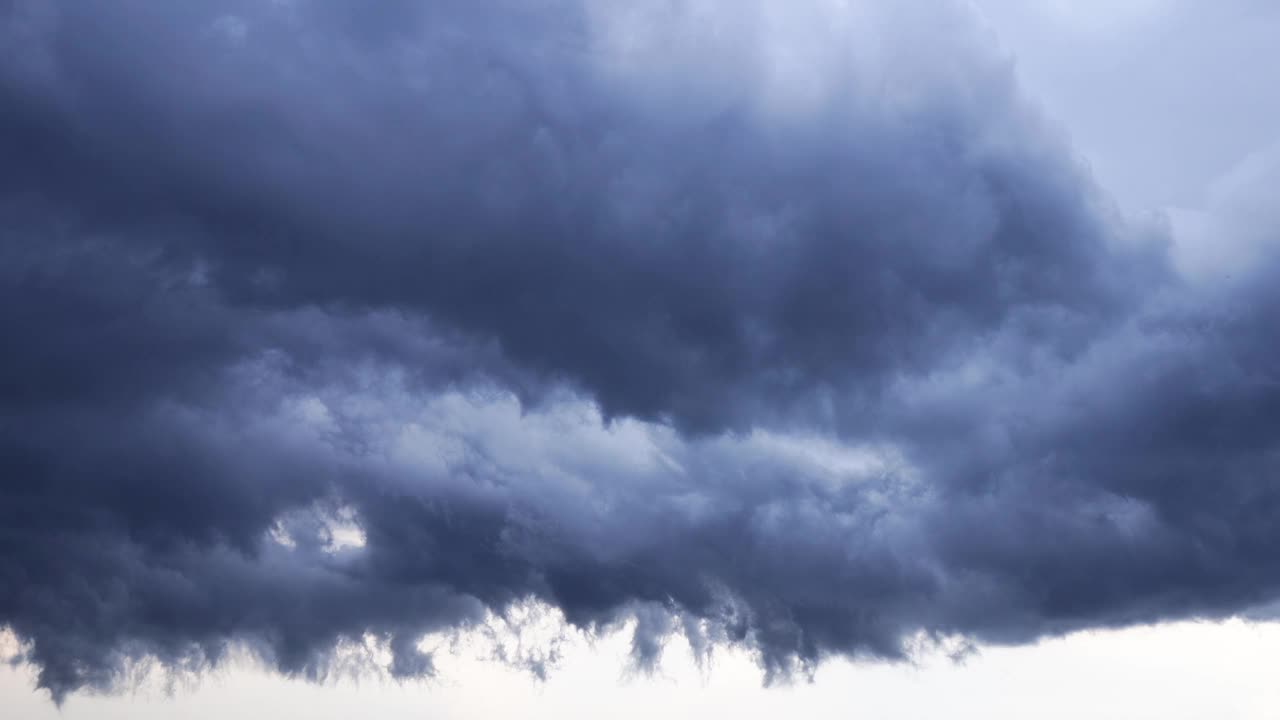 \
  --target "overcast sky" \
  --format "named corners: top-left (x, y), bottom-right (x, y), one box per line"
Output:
top-left (3, 0), bottom-right (1280, 717)
top-left (976, 0), bottom-right (1280, 212)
